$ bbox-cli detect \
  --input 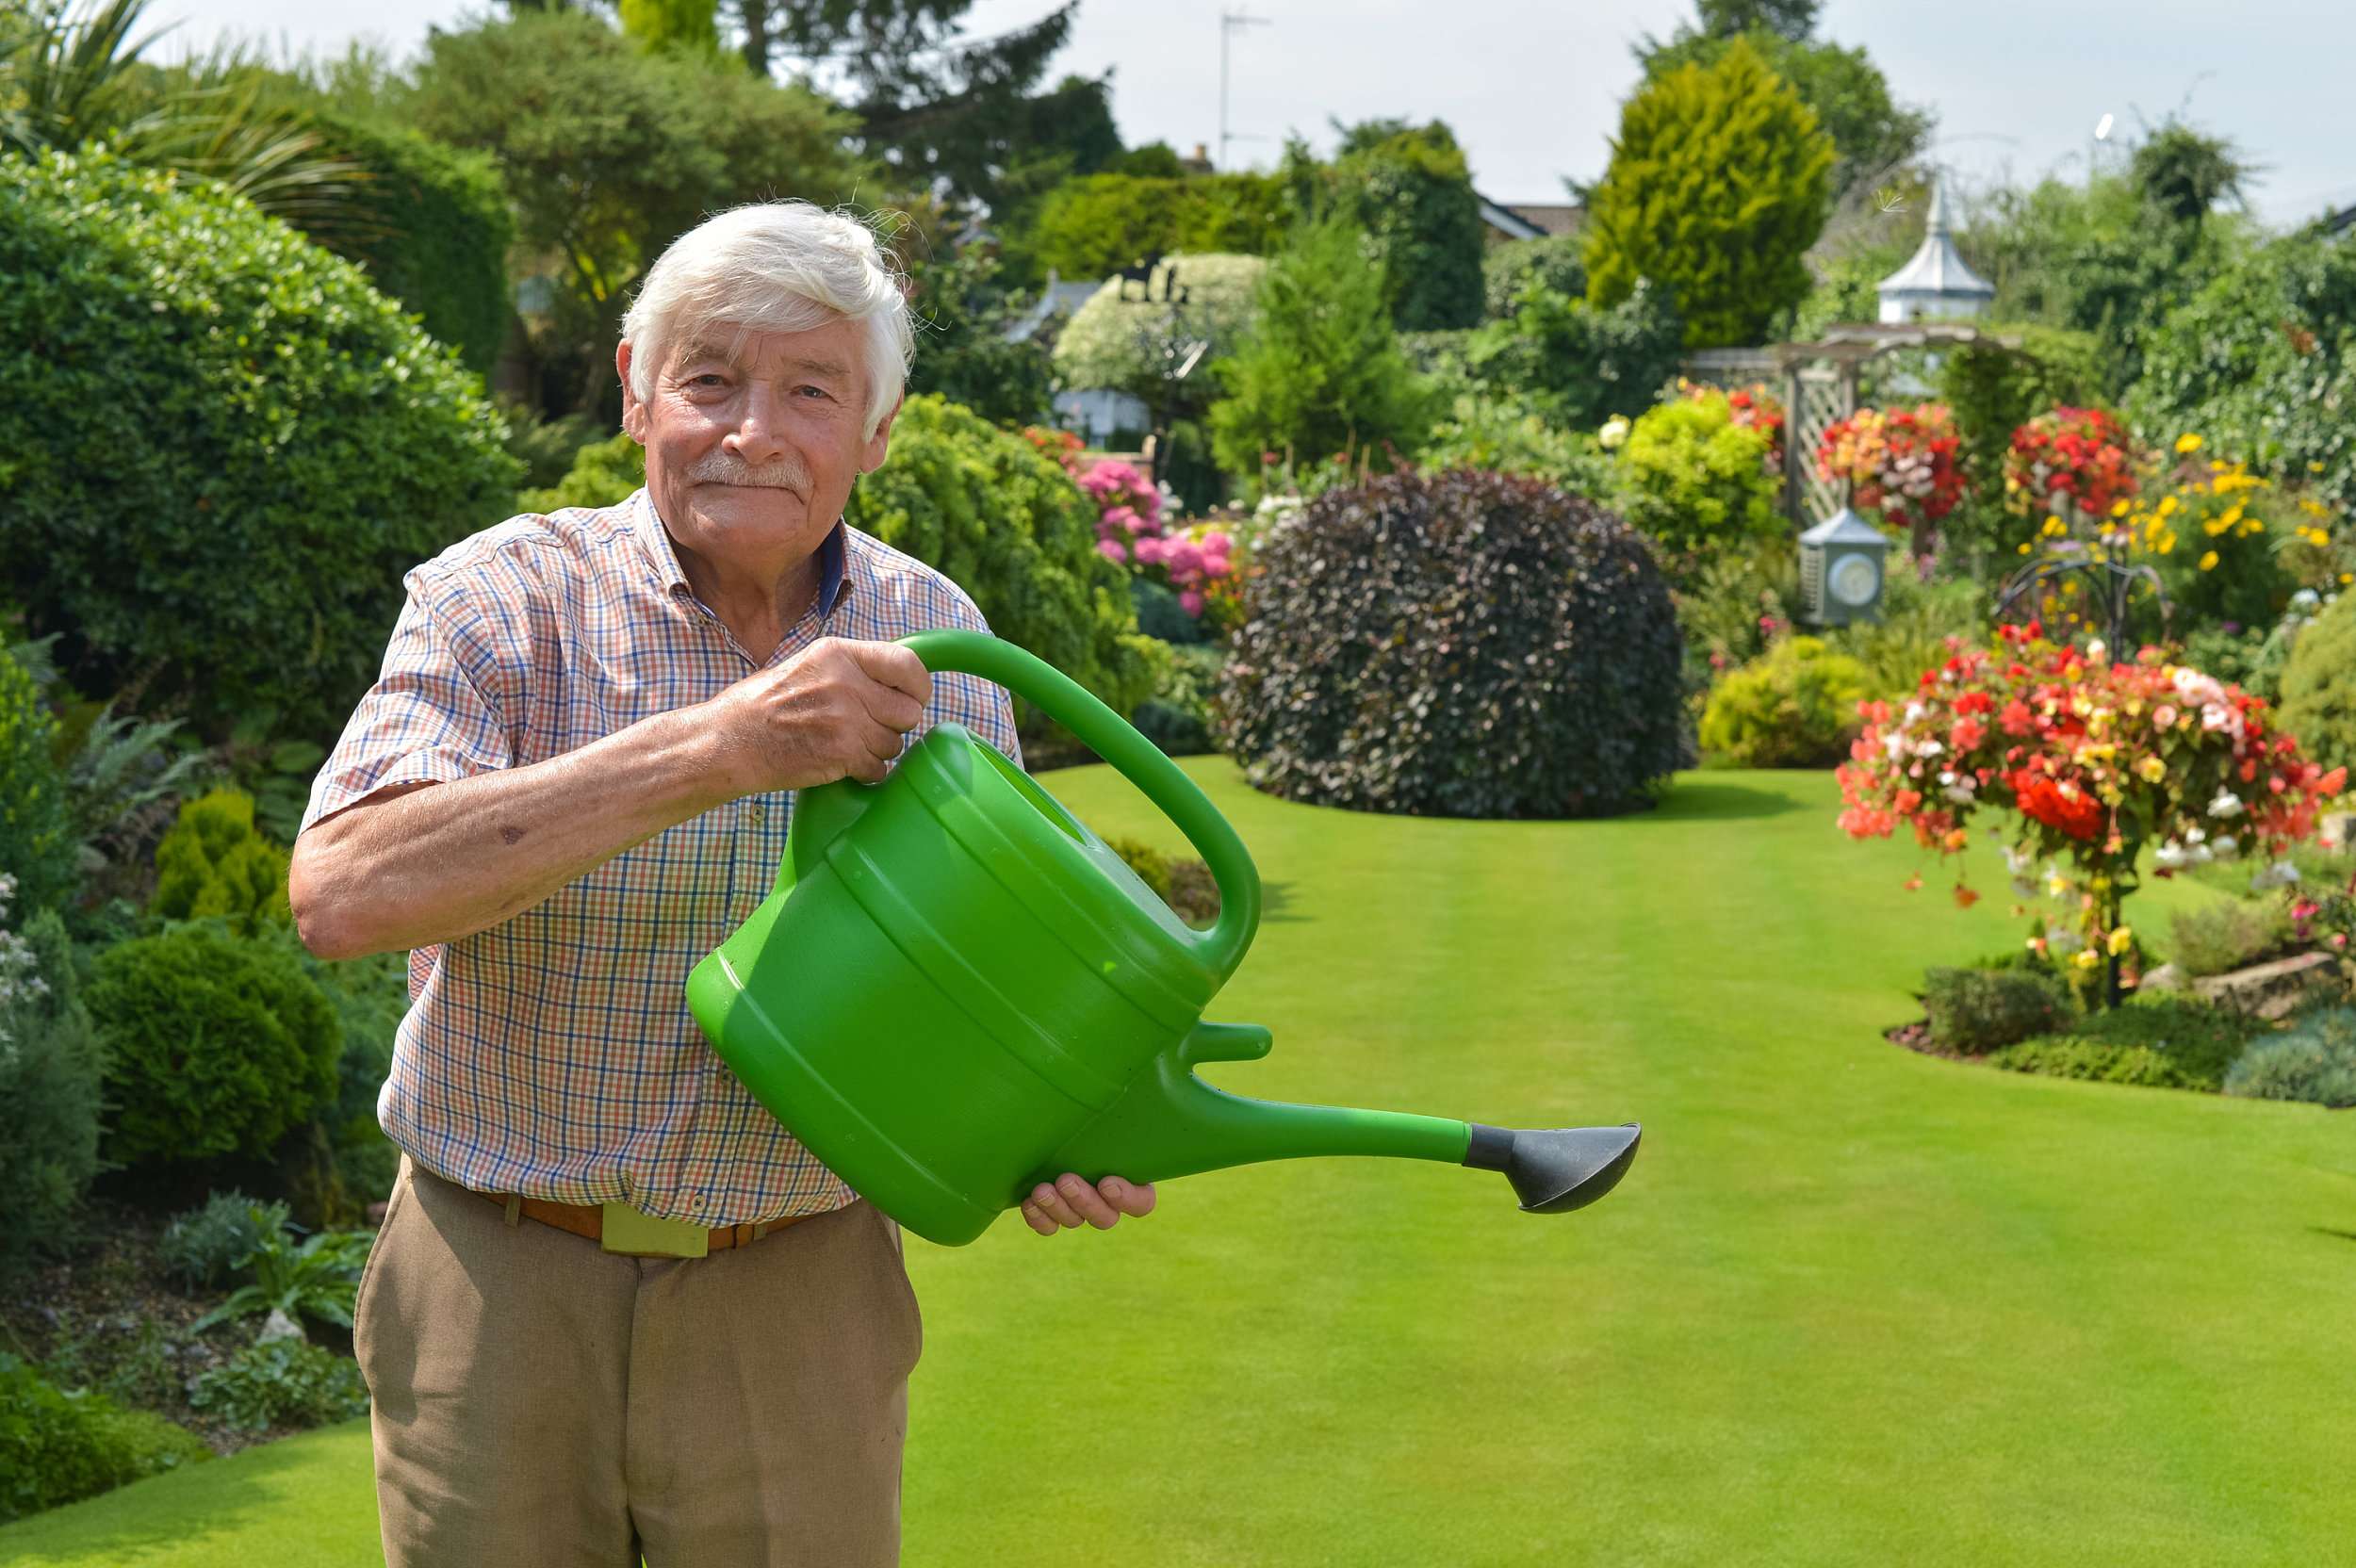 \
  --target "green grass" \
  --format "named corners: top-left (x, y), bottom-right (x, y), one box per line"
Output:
top-left (8, 764), bottom-right (2354, 1566)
